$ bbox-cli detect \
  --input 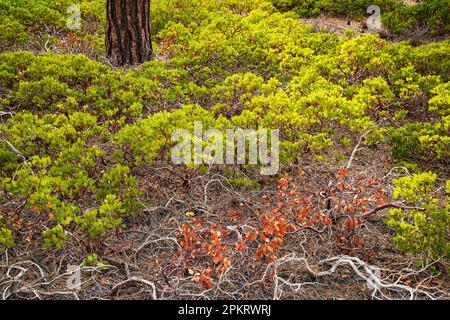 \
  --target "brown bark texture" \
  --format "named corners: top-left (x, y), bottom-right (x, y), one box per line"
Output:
top-left (106, 0), bottom-right (152, 66)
